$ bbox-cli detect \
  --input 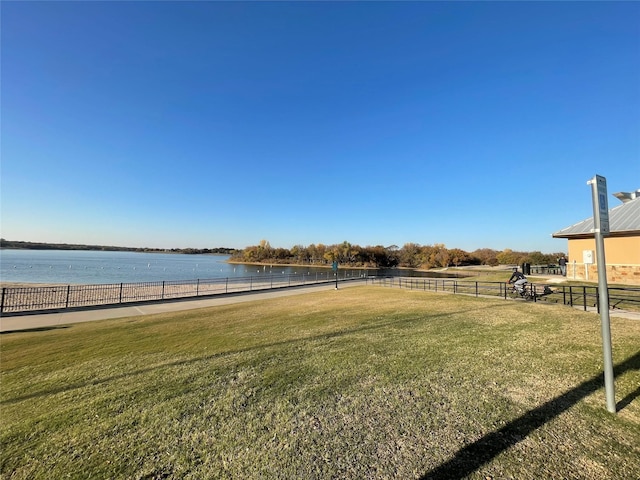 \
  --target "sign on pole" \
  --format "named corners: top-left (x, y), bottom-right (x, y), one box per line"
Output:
top-left (587, 174), bottom-right (616, 413)
top-left (591, 175), bottom-right (610, 235)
